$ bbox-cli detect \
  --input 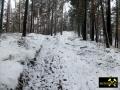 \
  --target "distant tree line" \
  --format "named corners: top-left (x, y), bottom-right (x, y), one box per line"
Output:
top-left (0, 0), bottom-right (69, 36)
top-left (0, 0), bottom-right (120, 48)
